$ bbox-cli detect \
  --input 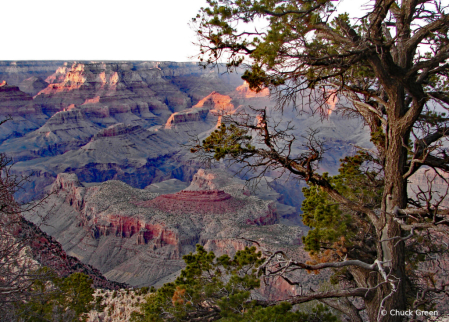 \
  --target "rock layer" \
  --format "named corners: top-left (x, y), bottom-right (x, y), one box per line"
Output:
top-left (141, 190), bottom-right (244, 215)
top-left (0, 81), bottom-right (48, 142)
